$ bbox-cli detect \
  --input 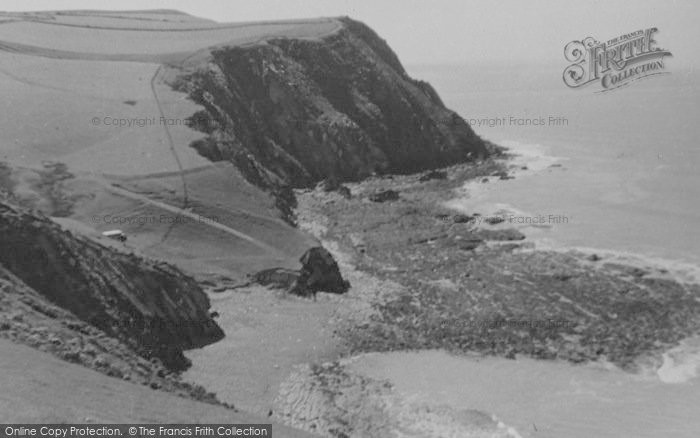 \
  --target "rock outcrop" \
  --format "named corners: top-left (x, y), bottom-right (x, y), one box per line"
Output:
top-left (0, 265), bottom-right (222, 404)
top-left (252, 267), bottom-right (301, 289)
top-left (290, 247), bottom-right (350, 297)
top-left (0, 200), bottom-right (223, 371)
top-left (252, 247), bottom-right (349, 297)
top-left (173, 17), bottom-right (487, 198)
